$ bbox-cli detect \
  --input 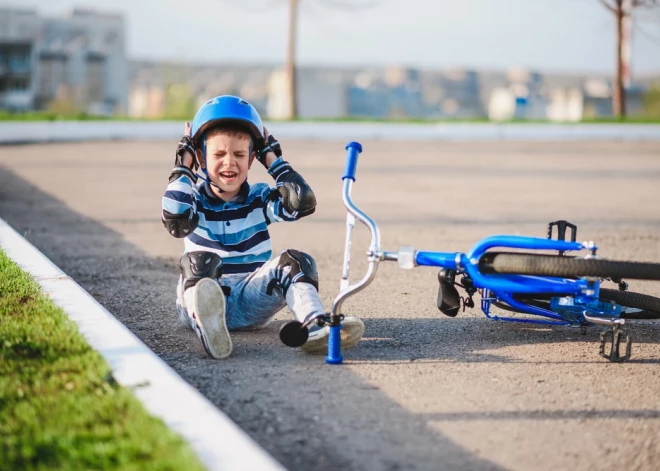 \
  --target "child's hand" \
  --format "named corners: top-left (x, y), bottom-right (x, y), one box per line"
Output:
top-left (175, 122), bottom-right (198, 170)
top-left (257, 126), bottom-right (282, 169)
